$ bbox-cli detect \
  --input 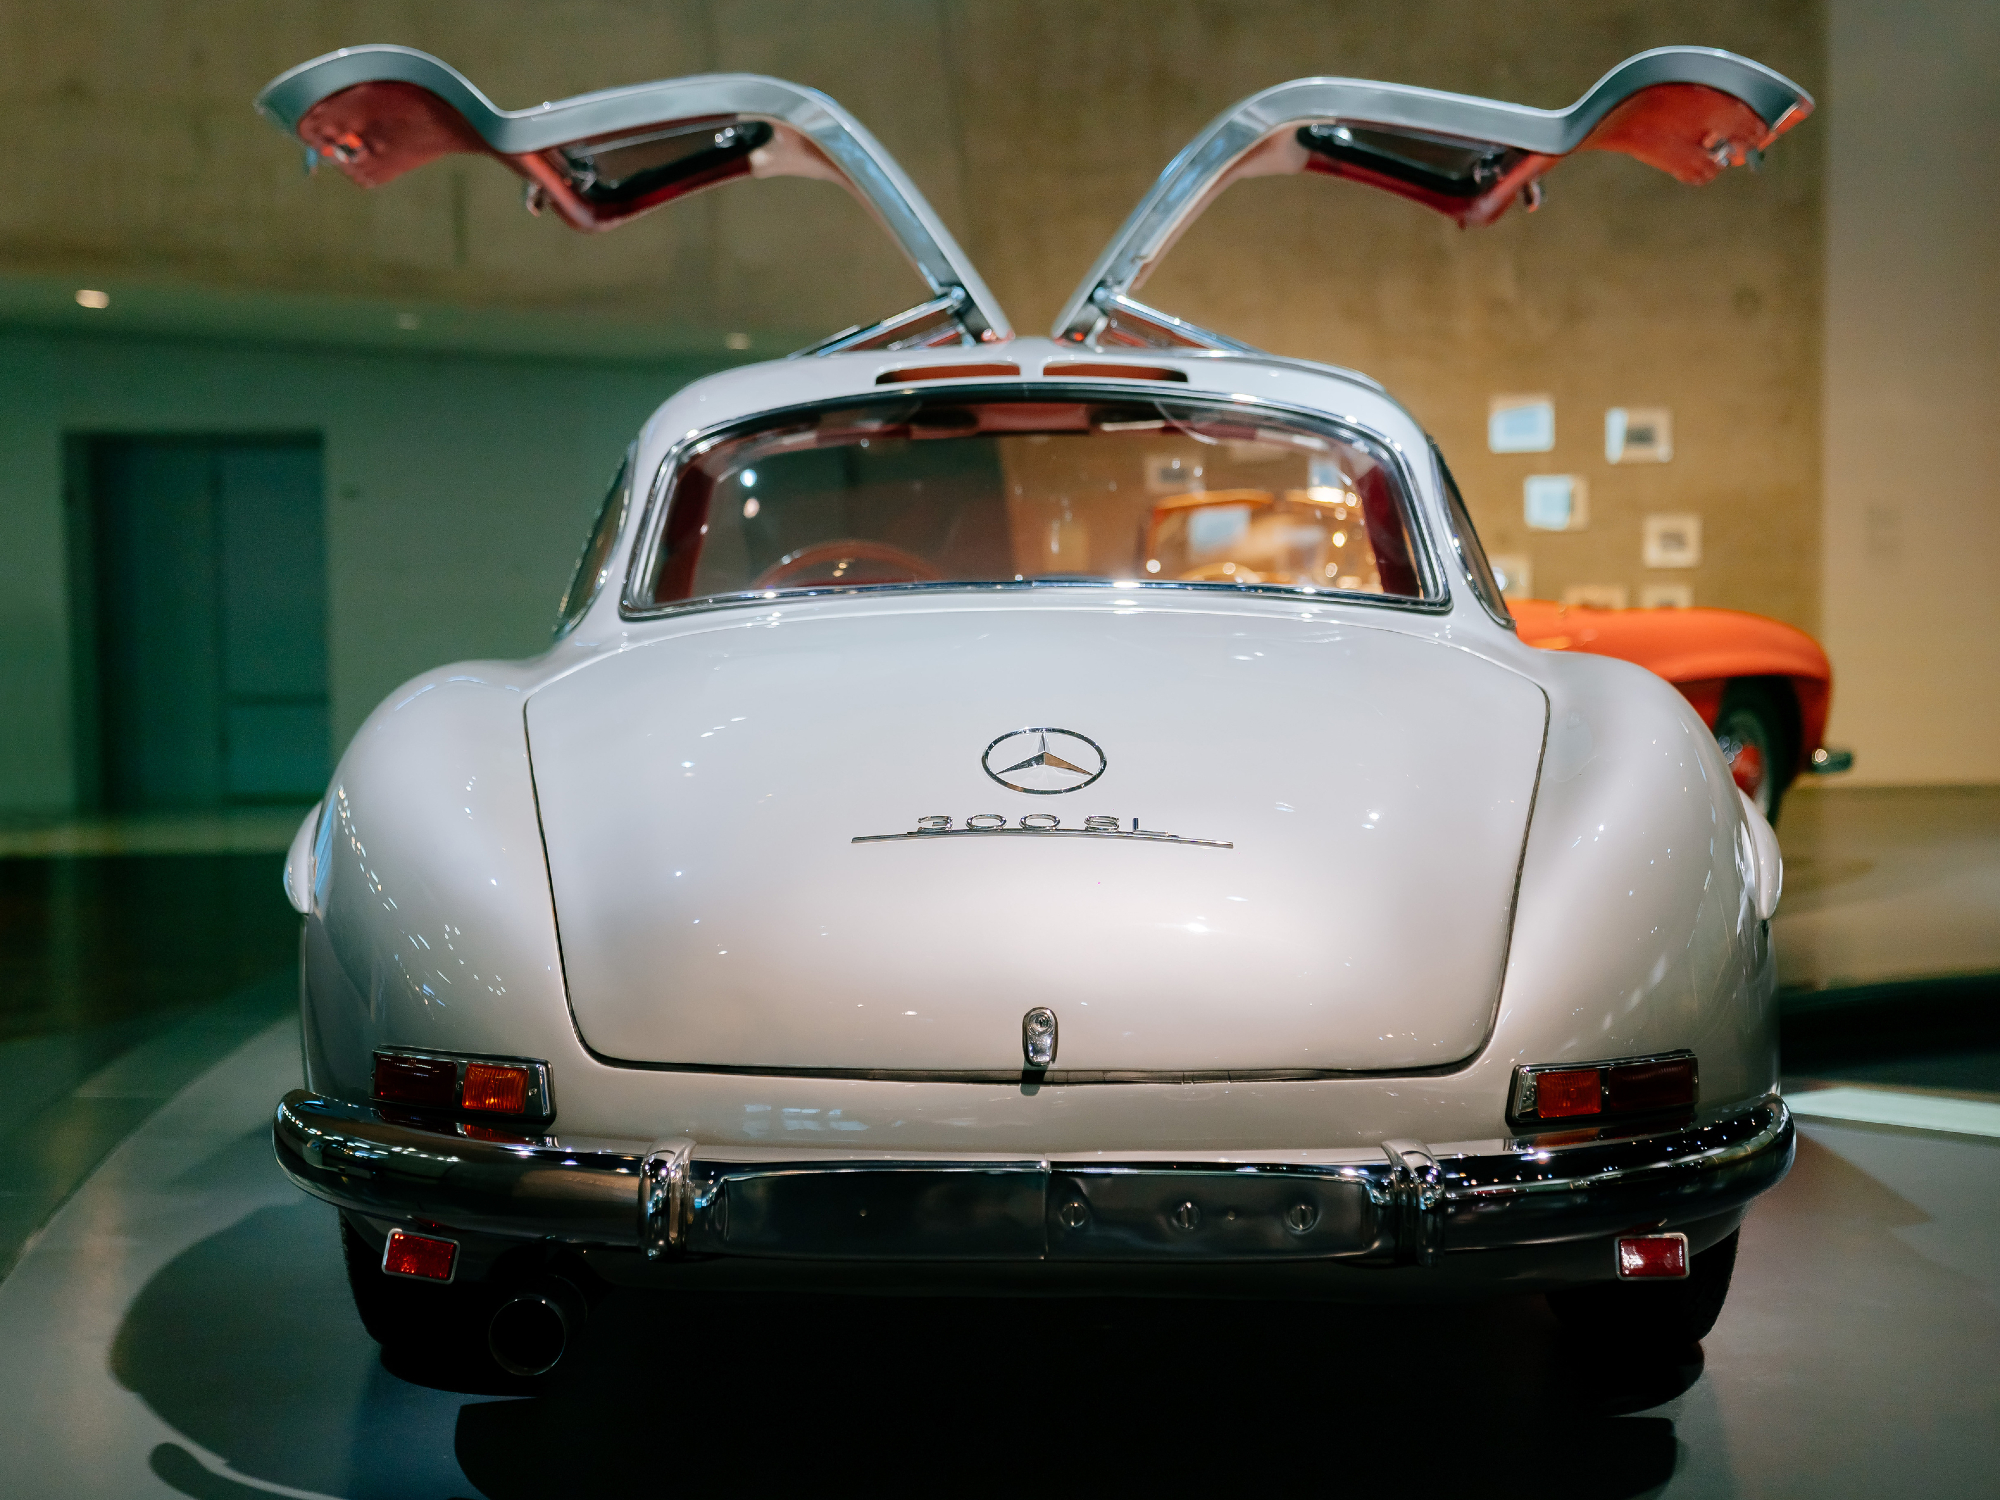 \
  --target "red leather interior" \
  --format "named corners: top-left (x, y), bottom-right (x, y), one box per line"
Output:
top-left (296, 82), bottom-right (758, 233)
top-left (296, 81), bottom-right (488, 189)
